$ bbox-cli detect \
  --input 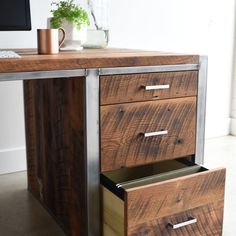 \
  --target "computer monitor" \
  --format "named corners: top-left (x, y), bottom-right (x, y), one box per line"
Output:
top-left (0, 0), bottom-right (31, 31)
